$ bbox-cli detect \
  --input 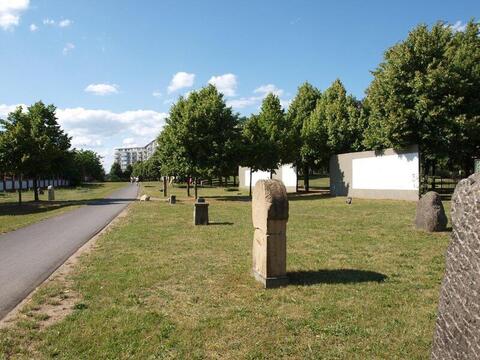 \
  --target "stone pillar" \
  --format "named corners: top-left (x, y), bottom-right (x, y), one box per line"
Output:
top-left (169, 195), bottom-right (176, 204)
top-left (252, 179), bottom-right (289, 288)
top-left (163, 176), bottom-right (168, 197)
top-left (414, 191), bottom-right (447, 232)
top-left (47, 185), bottom-right (55, 201)
top-left (432, 173), bottom-right (480, 359)
top-left (194, 198), bottom-right (209, 225)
